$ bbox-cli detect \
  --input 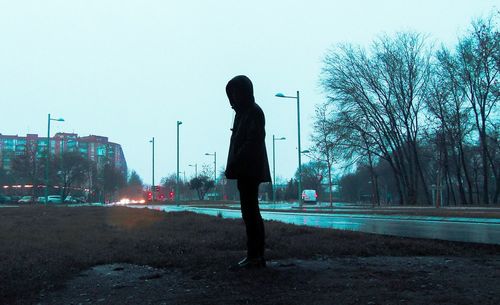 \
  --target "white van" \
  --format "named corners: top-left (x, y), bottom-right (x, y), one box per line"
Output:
top-left (301, 189), bottom-right (317, 203)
